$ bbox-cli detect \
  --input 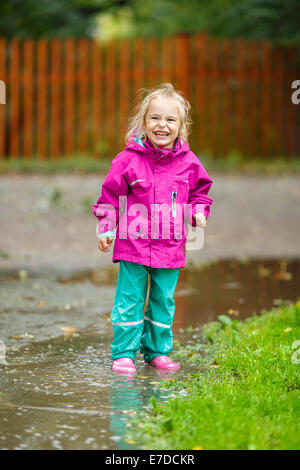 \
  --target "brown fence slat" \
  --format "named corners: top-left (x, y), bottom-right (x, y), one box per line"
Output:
top-left (286, 47), bottom-right (297, 157)
top-left (23, 39), bottom-right (34, 159)
top-left (64, 39), bottom-right (75, 157)
top-left (78, 39), bottom-right (89, 155)
top-left (175, 34), bottom-right (189, 98)
top-left (91, 40), bottom-right (102, 157)
top-left (0, 35), bottom-right (299, 160)
top-left (9, 40), bottom-right (20, 158)
top-left (260, 41), bottom-right (272, 158)
top-left (119, 39), bottom-right (130, 147)
top-left (247, 41), bottom-right (260, 158)
top-left (273, 46), bottom-right (284, 157)
top-left (194, 34), bottom-right (208, 153)
top-left (37, 39), bottom-right (47, 159)
top-left (50, 39), bottom-right (61, 159)
top-left (221, 39), bottom-right (233, 157)
top-left (207, 38), bottom-right (218, 158)
top-left (105, 40), bottom-right (116, 156)
top-left (0, 38), bottom-right (6, 158)
top-left (235, 40), bottom-right (247, 156)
